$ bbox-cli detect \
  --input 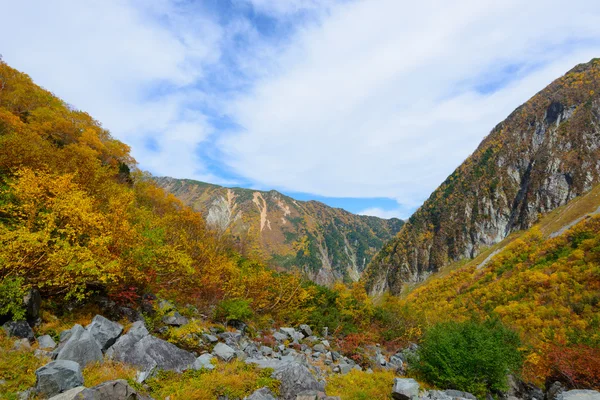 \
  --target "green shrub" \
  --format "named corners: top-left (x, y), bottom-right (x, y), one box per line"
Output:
top-left (0, 276), bottom-right (26, 321)
top-left (411, 319), bottom-right (522, 398)
top-left (214, 299), bottom-right (253, 323)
